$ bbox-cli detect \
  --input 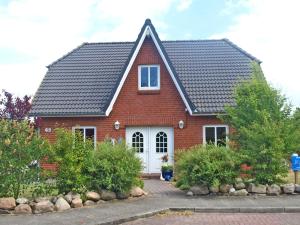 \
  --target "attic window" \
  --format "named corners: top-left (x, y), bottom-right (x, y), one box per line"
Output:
top-left (138, 65), bottom-right (160, 90)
